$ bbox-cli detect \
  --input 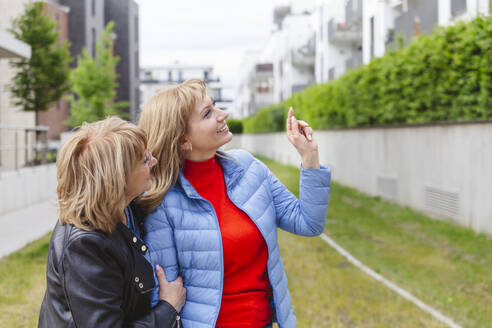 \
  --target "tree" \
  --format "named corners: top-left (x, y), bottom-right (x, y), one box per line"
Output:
top-left (66, 22), bottom-right (129, 127)
top-left (8, 1), bottom-right (71, 125)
